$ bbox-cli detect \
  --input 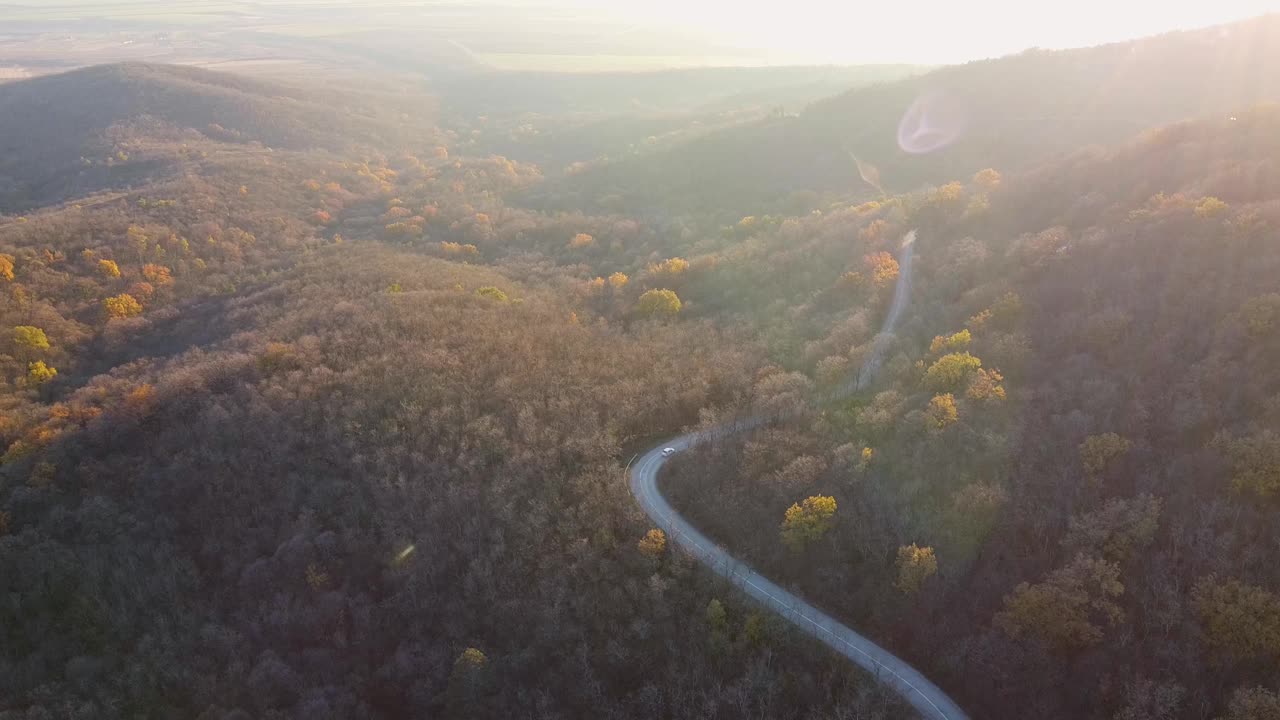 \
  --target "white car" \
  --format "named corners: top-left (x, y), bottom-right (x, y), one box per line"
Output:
top-left (661, 447), bottom-right (677, 457)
